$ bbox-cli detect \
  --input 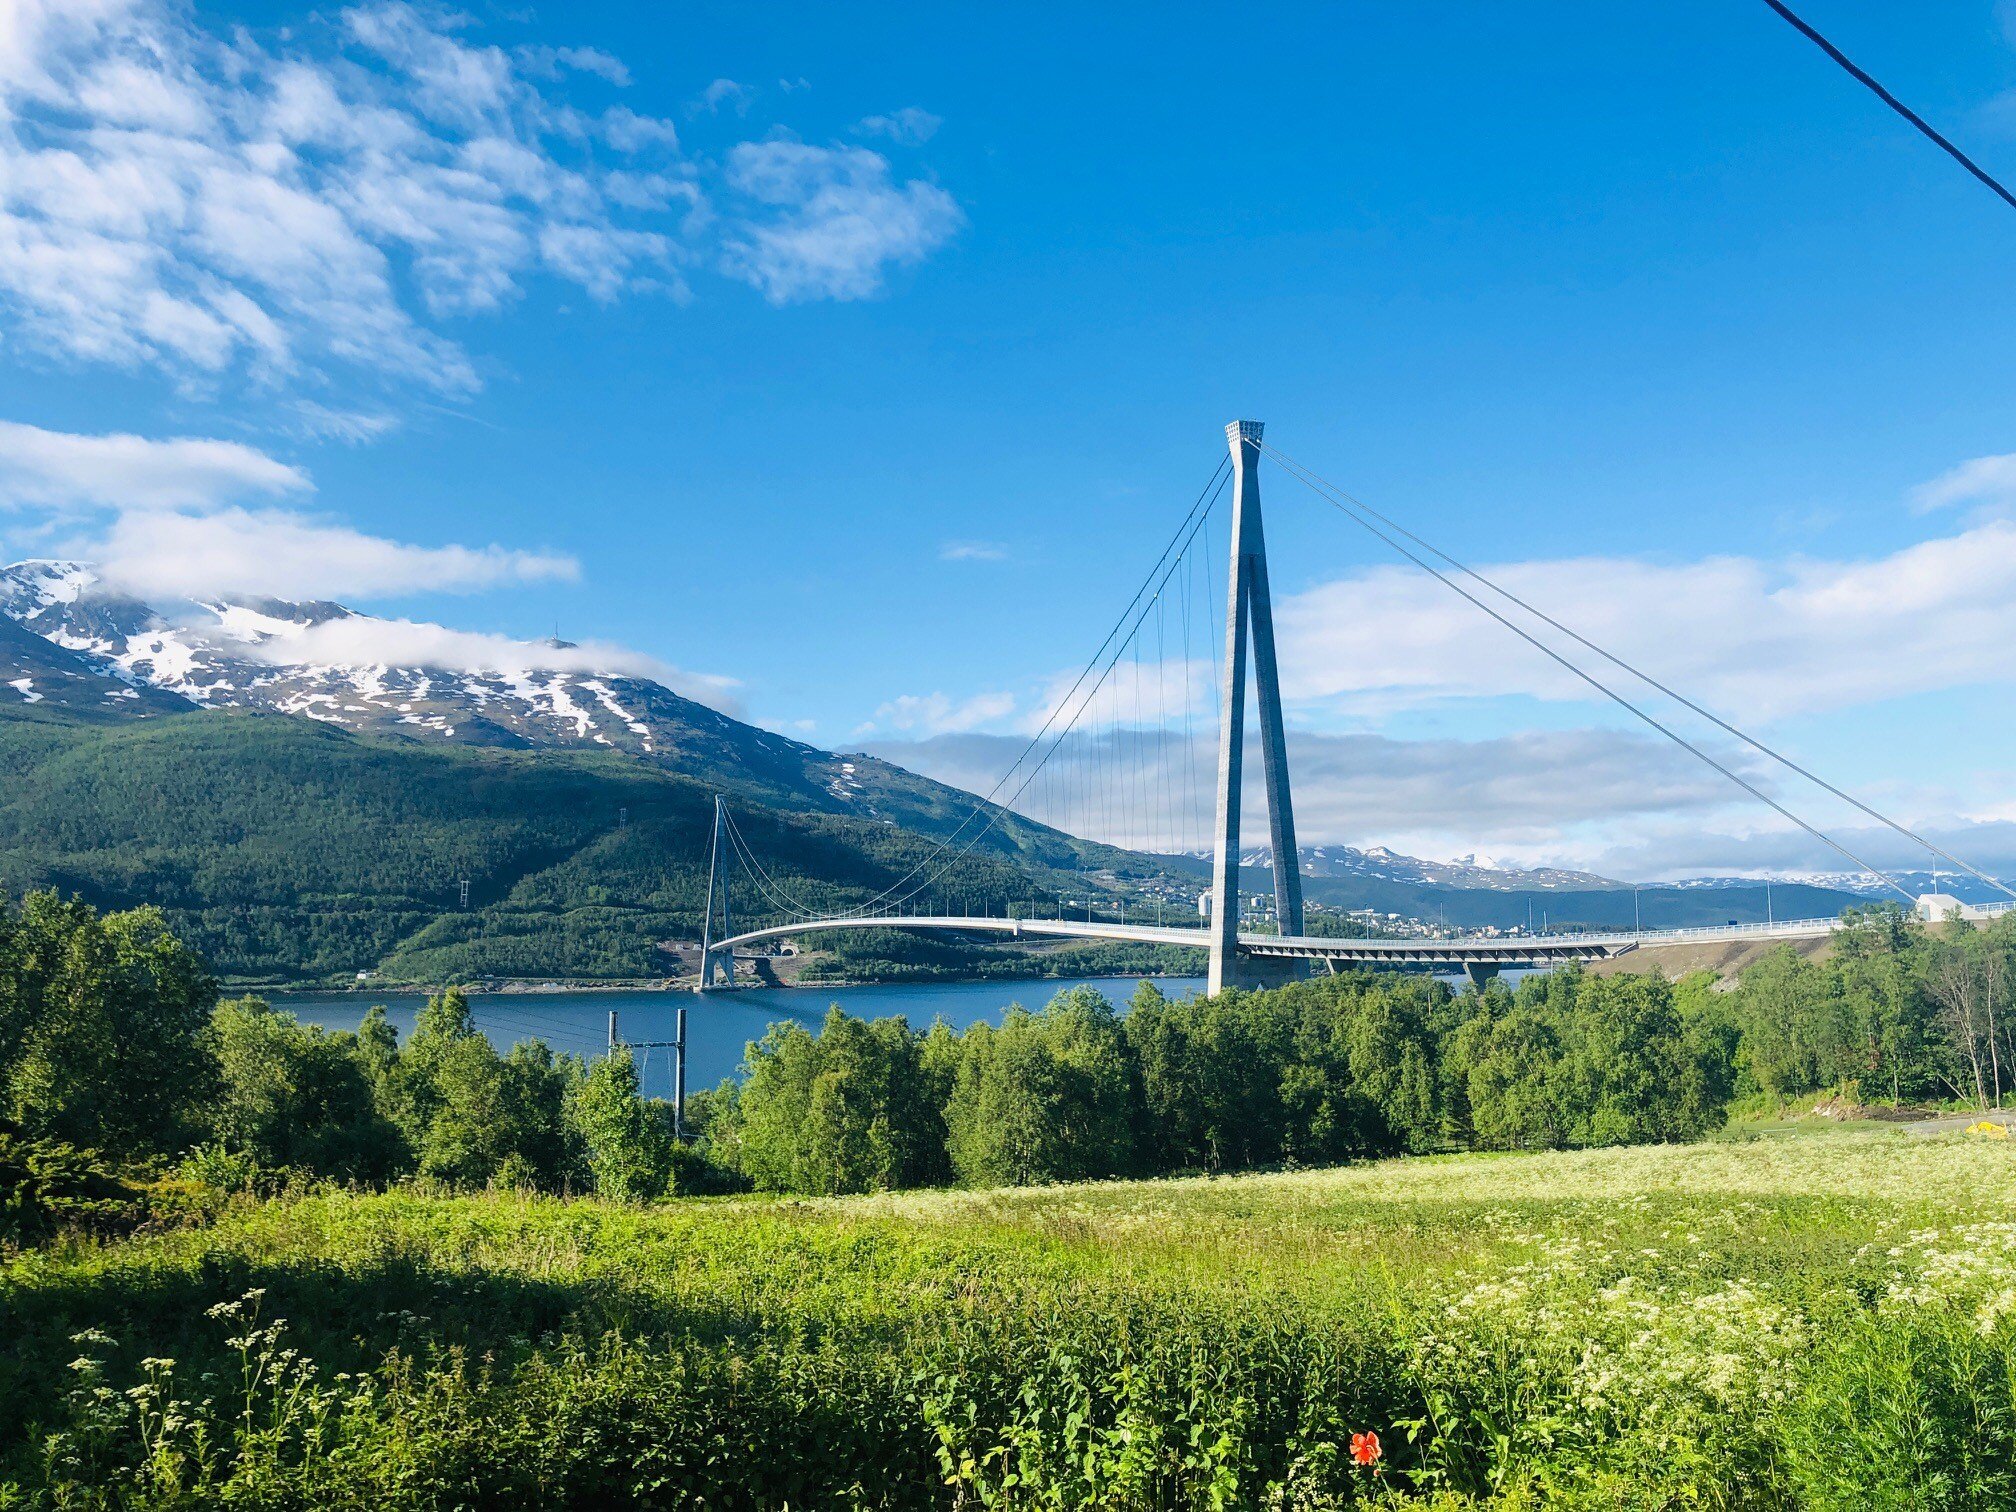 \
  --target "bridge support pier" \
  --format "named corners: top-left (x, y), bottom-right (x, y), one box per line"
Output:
top-left (1207, 420), bottom-right (1308, 996)
top-left (1462, 961), bottom-right (1501, 991)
